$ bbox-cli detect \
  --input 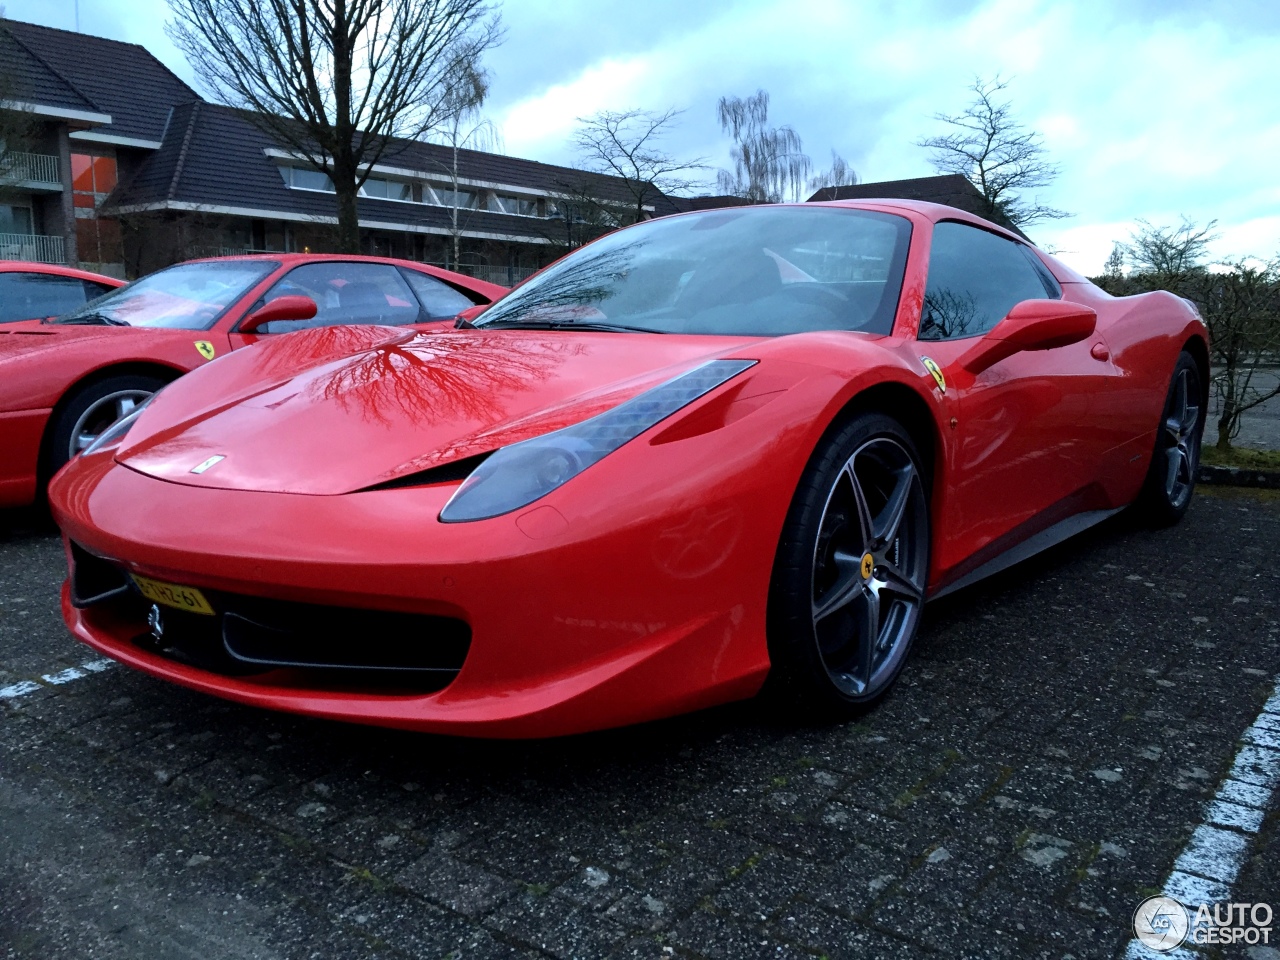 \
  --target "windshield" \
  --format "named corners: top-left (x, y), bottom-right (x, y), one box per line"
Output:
top-left (55, 260), bottom-right (279, 330)
top-left (476, 207), bottom-right (912, 336)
